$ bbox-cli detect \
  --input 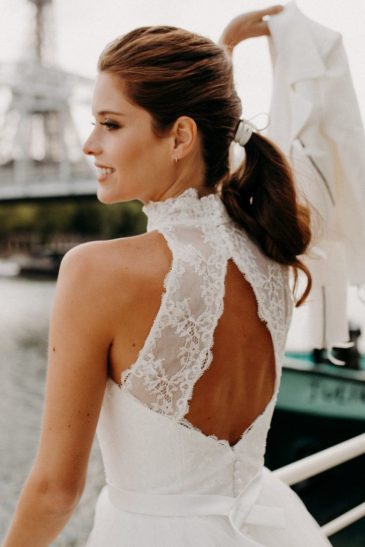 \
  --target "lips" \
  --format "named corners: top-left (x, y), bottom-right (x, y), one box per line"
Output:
top-left (98, 168), bottom-right (115, 176)
top-left (95, 164), bottom-right (115, 176)
top-left (94, 164), bottom-right (116, 184)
